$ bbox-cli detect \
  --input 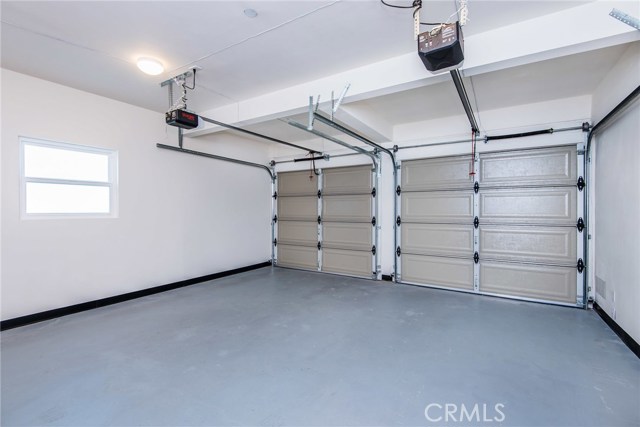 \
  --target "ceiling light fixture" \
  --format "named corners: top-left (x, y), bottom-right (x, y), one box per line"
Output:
top-left (243, 8), bottom-right (258, 18)
top-left (137, 57), bottom-right (164, 75)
